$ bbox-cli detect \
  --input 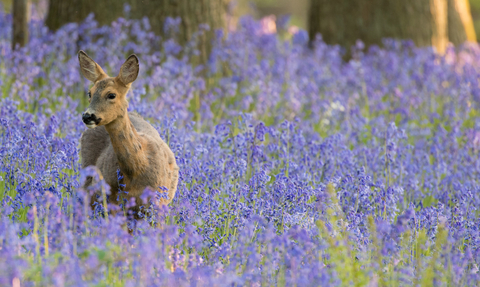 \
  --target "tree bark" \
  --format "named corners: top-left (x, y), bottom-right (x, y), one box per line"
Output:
top-left (308, 0), bottom-right (476, 54)
top-left (46, 0), bottom-right (229, 63)
top-left (12, 0), bottom-right (29, 50)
